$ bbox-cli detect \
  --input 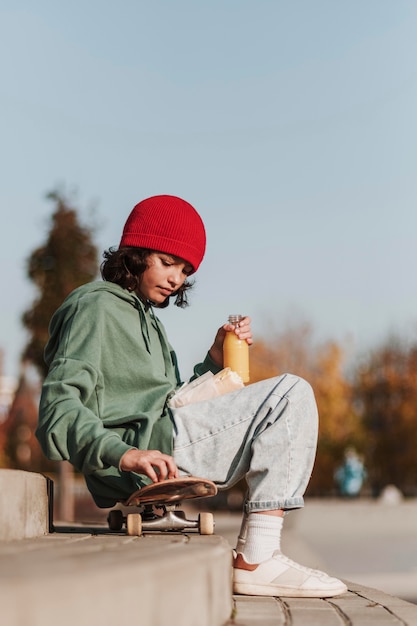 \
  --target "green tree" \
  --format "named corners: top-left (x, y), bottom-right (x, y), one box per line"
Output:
top-left (15, 190), bottom-right (100, 519)
top-left (22, 190), bottom-right (99, 378)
